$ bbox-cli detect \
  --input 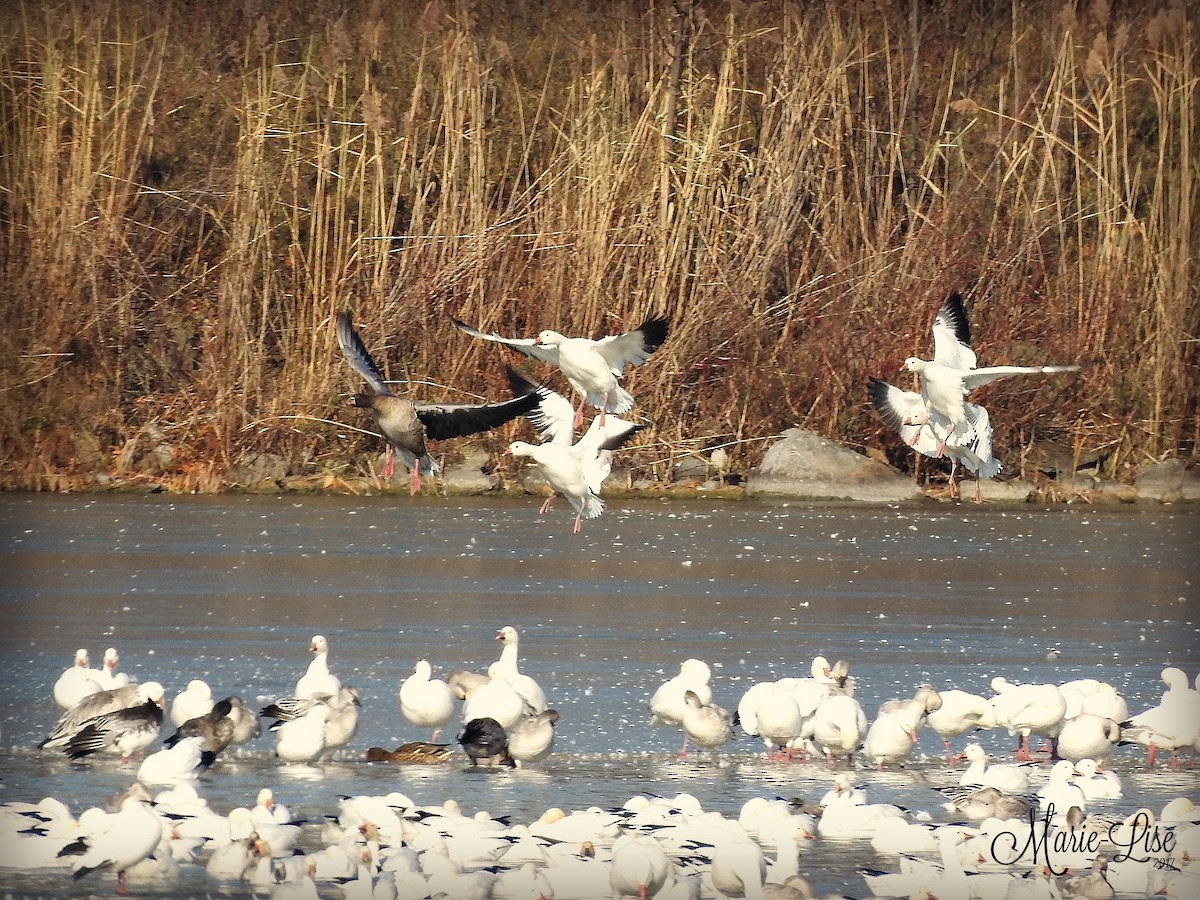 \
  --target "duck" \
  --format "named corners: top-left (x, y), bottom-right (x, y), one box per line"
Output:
top-left (365, 742), bottom-right (454, 764)
top-left (336, 310), bottom-right (543, 493)
top-left (452, 314), bottom-right (669, 428)
top-left (398, 659), bottom-right (456, 741)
